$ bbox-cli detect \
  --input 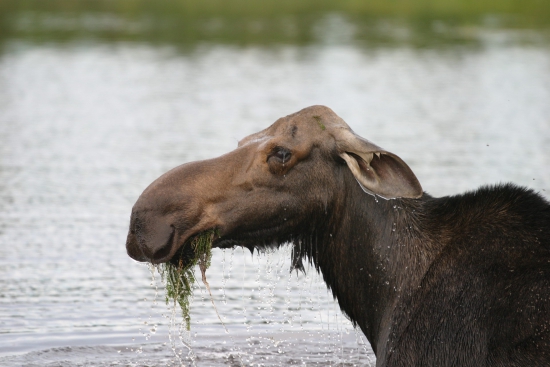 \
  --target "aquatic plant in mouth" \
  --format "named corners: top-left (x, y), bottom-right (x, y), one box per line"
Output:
top-left (159, 229), bottom-right (216, 330)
